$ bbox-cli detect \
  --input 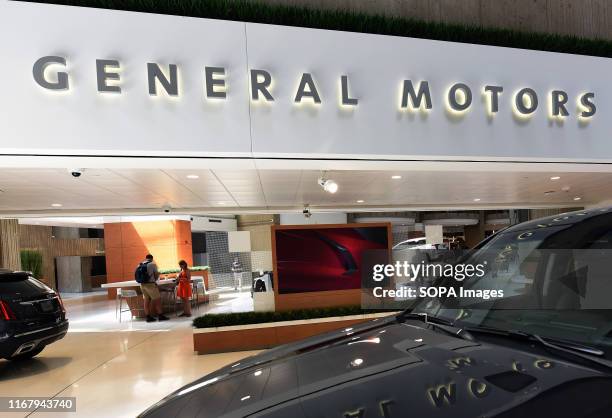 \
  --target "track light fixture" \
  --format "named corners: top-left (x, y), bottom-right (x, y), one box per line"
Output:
top-left (318, 173), bottom-right (338, 194)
